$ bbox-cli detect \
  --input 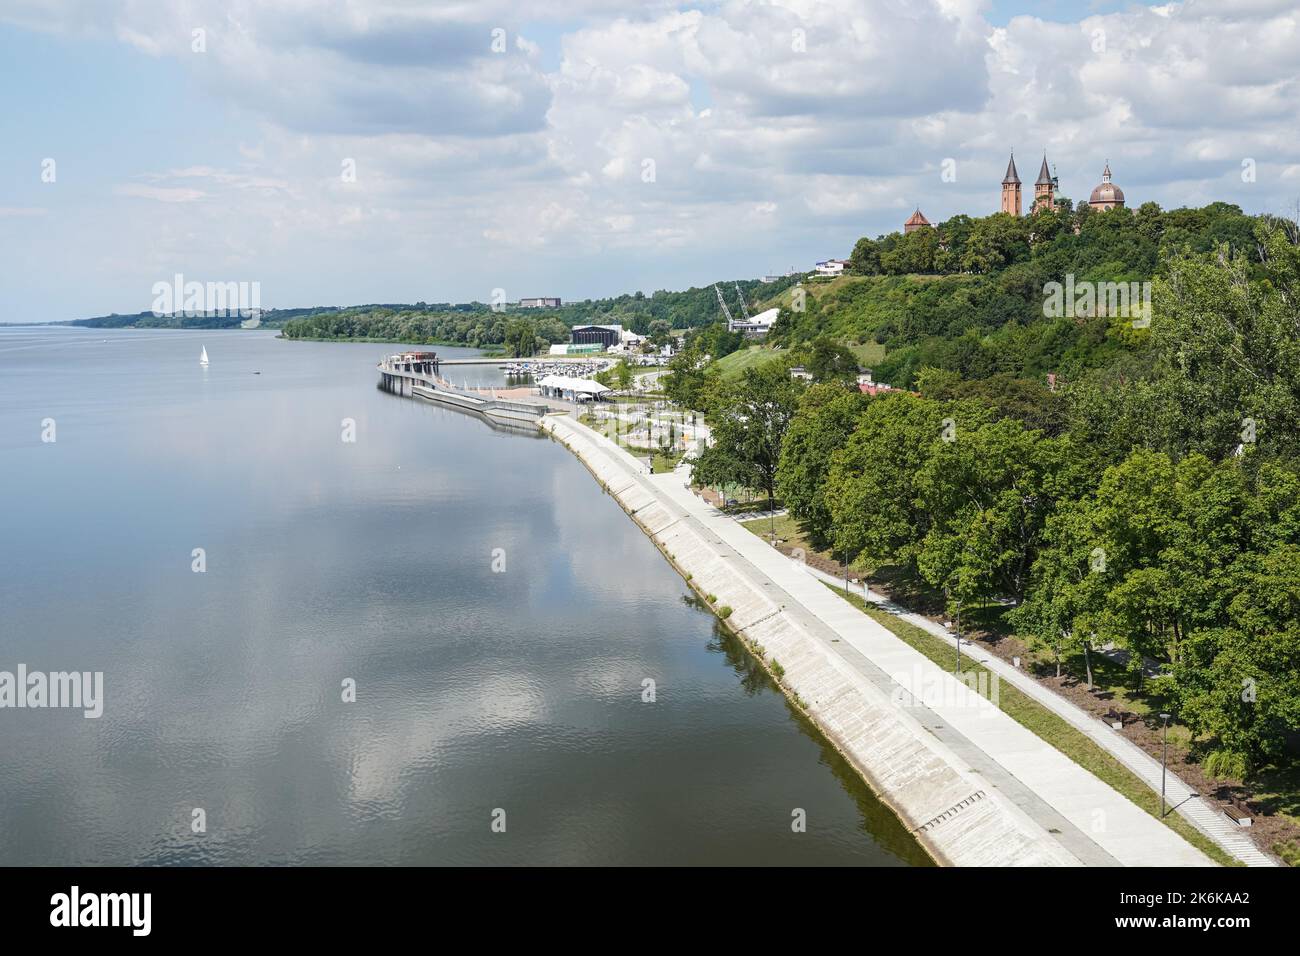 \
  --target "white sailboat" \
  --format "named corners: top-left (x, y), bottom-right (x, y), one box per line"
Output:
top-left (199, 346), bottom-right (209, 367)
